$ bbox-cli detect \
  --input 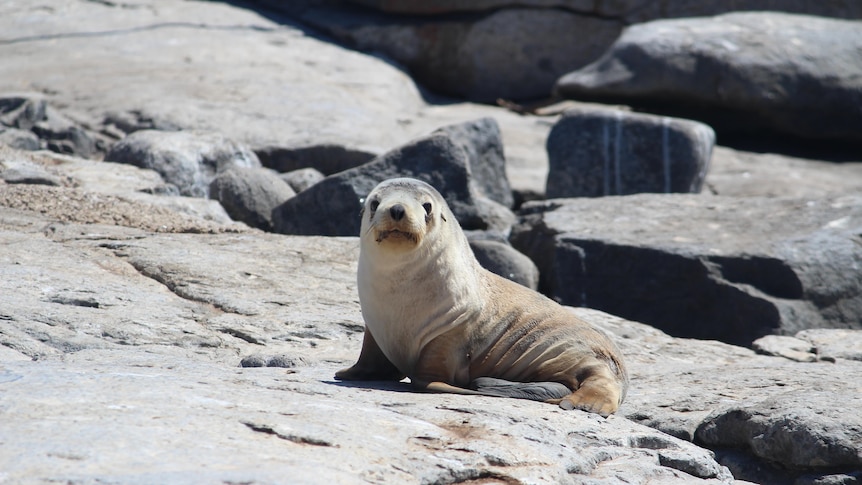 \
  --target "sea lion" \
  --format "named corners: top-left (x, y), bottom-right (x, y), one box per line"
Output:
top-left (335, 178), bottom-right (628, 416)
